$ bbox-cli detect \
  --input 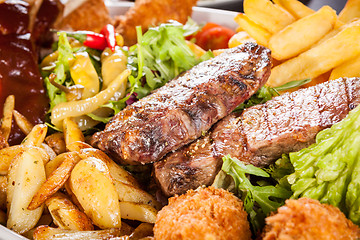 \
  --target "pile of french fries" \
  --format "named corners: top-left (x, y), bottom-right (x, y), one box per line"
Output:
top-left (230, 0), bottom-right (360, 87)
top-left (0, 96), bottom-right (160, 239)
